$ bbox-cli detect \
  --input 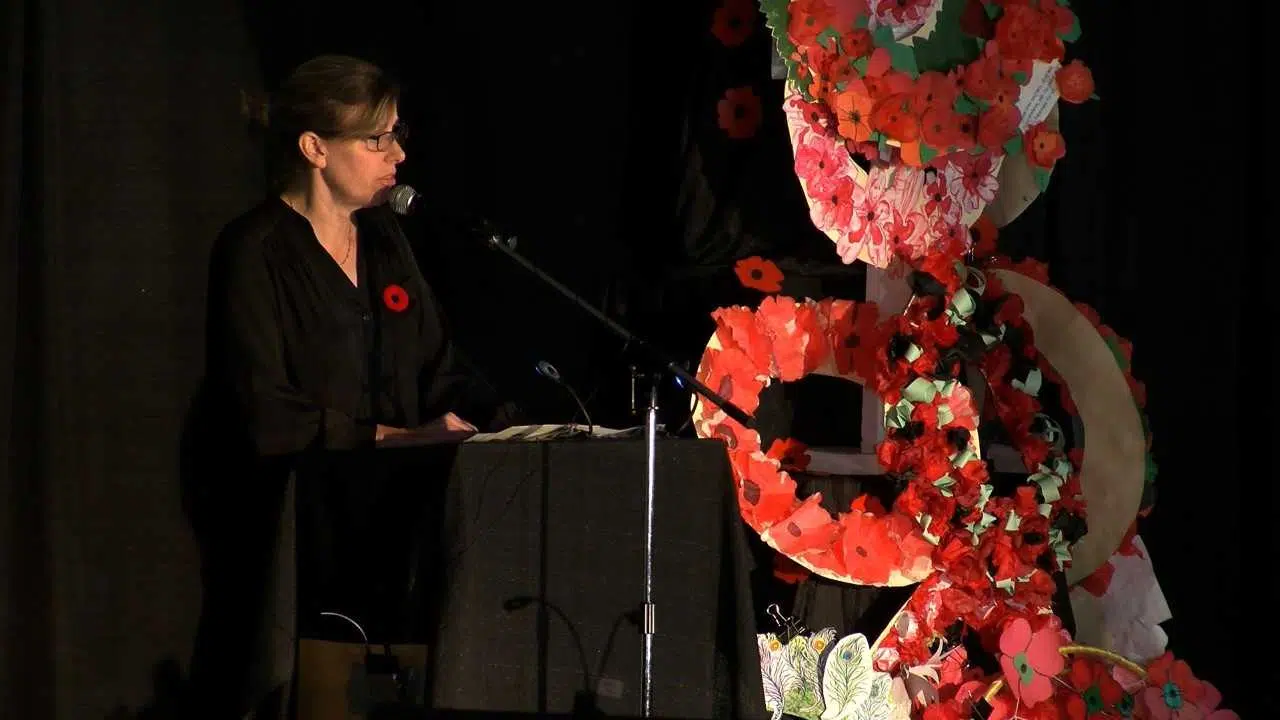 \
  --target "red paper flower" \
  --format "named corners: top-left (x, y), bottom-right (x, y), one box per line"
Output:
top-left (766, 437), bottom-right (810, 471)
top-left (998, 617), bottom-right (1064, 705)
top-left (994, 4), bottom-right (1051, 62)
top-left (717, 86), bottom-right (762, 140)
top-left (971, 213), bottom-right (999, 258)
top-left (786, 0), bottom-right (837, 48)
top-left (711, 0), bottom-right (754, 47)
top-left (978, 104), bottom-right (1022, 149)
top-left (1025, 123), bottom-right (1066, 168)
top-left (1139, 652), bottom-right (1239, 720)
top-left (1063, 657), bottom-right (1125, 720)
top-left (734, 256), bottom-right (785, 293)
top-left (382, 284), bottom-right (410, 312)
top-left (1056, 60), bottom-right (1095, 104)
